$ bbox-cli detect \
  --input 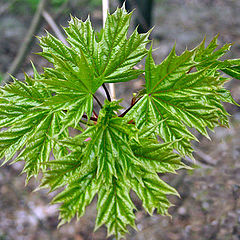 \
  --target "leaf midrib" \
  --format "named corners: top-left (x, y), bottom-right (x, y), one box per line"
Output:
top-left (100, 11), bottom-right (127, 77)
top-left (149, 53), bottom-right (194, 94)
